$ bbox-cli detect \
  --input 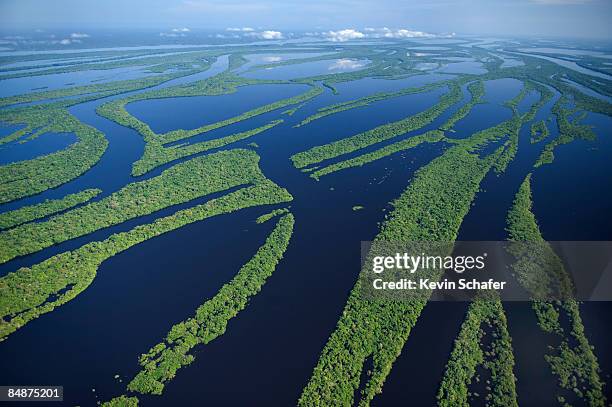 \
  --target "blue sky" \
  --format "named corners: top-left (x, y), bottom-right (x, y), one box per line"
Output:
top-left (1, 0), bottom-right (611, 39)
